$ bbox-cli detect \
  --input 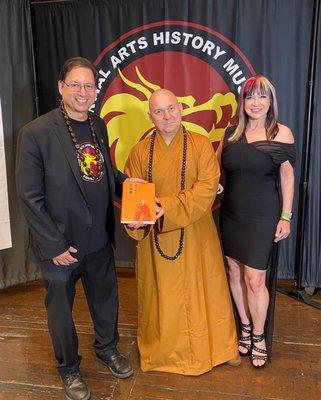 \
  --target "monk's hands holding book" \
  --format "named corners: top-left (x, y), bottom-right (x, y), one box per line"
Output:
top-left (123, 178), bottom-right (148, 229)
top-left (124, 177), bottom-right (148, 184)
top-left (127, 221), bottom-right (149, 229)
top-left (126, 197), bottom-right (163, 230)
